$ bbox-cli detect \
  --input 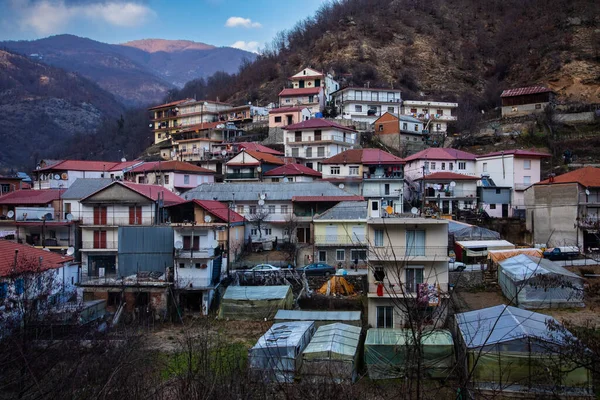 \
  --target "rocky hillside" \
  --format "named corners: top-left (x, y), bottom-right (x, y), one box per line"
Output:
top-left (0, 50), bottom-right (124, 169)
top-left (1, 35), bottom-right (256, 105)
